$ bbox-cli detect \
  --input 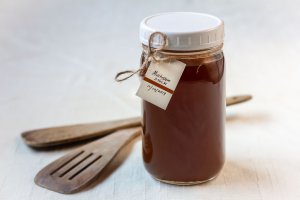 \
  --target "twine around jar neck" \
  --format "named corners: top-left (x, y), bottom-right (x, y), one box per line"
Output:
top-left (115, 32), bottom-right (168, 82)
top-left (114, 32), bottom-right (224, 82)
